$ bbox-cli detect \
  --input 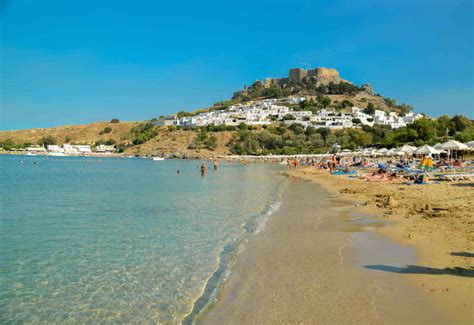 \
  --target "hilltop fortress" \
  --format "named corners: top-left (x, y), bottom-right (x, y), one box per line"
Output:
top-left (263, 67), bottom-right (348, 88)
